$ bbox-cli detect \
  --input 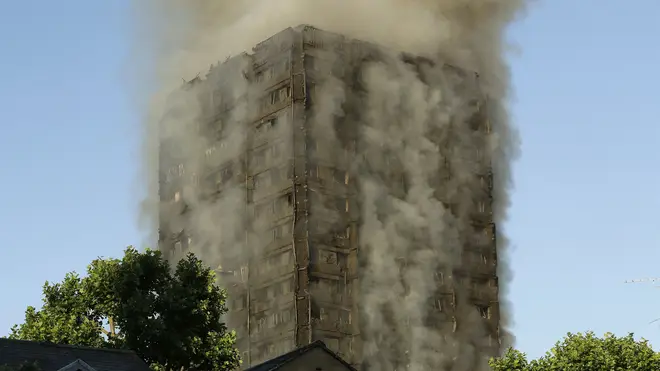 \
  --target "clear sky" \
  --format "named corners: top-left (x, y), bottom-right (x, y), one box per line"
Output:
top-left (1, 0), bottom-right (658, 360)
